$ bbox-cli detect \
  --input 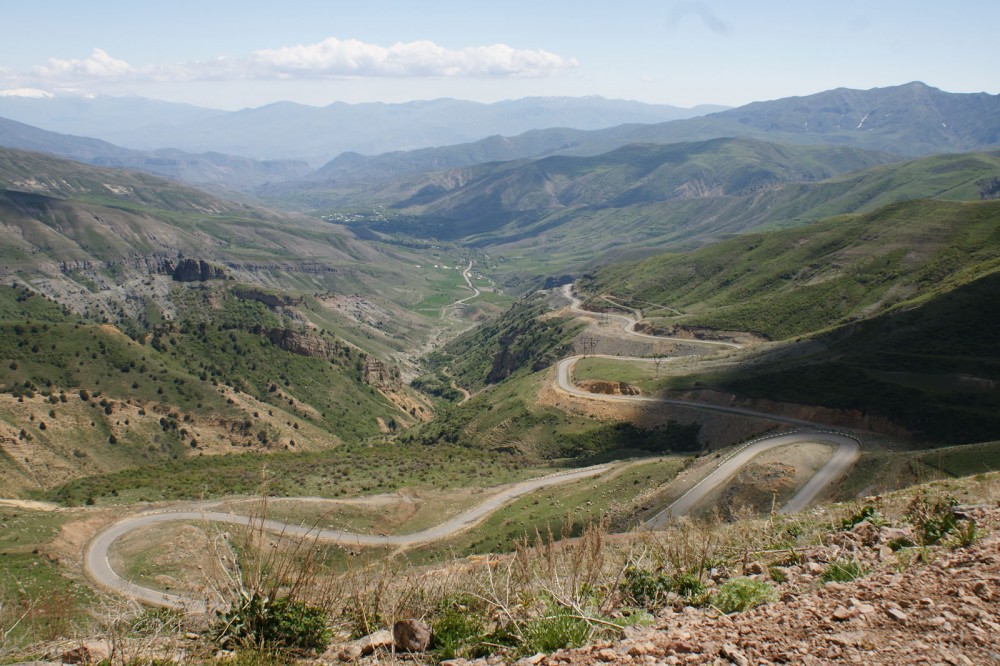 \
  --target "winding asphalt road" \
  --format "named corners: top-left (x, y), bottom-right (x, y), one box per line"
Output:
top-left (556, 284), bottom-right (860, 526)
top-left (84, 282), bottom-right (861, 612)
top-left (85, 465), bottom-right (613, 612)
